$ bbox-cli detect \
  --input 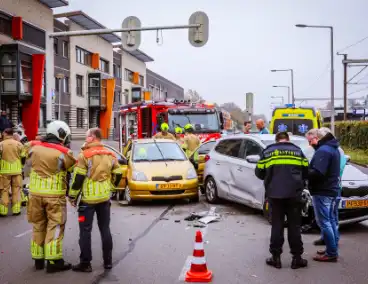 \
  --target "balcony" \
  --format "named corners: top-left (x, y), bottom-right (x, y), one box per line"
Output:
top-left (88, 74), bottom-right (107, 110)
